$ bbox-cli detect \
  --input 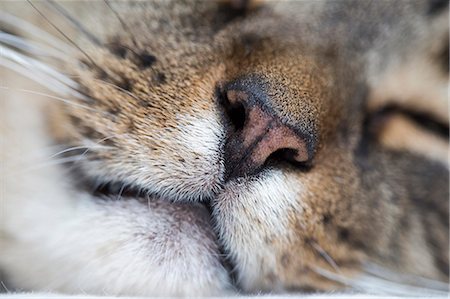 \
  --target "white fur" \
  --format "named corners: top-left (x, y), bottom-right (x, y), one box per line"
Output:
top-left (0, 75), bottom-right (230, 296)
top-left (132, 113), bottom-right (226, 201)
top-left (212, 170), bottom-right (305, 292)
